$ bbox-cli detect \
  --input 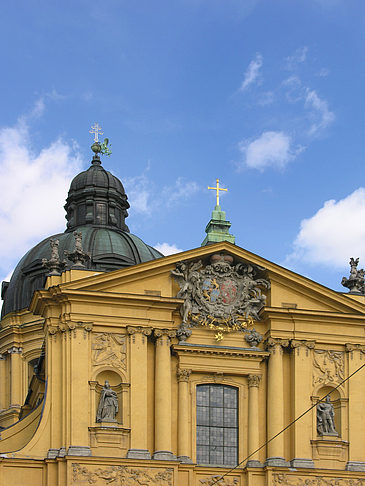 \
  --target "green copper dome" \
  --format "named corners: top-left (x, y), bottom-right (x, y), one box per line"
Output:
top-left (1, 155), bottom-right (163, 318)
